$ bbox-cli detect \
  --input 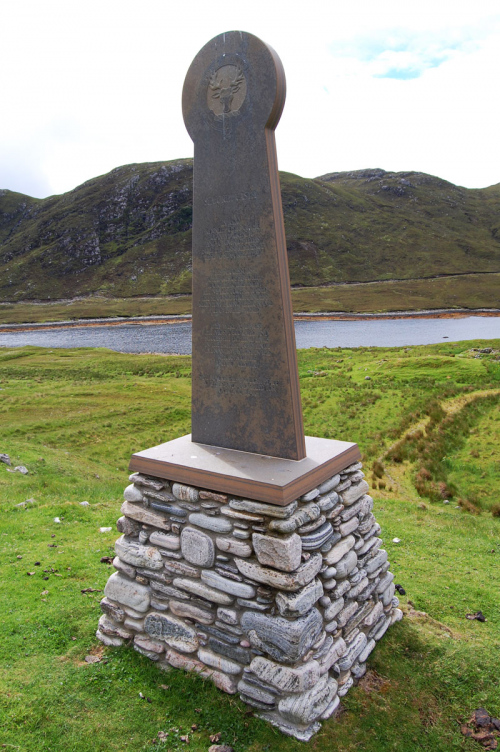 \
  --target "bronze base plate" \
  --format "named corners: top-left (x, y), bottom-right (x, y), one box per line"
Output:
top-left (129, 435), bottom-right (361, 506)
